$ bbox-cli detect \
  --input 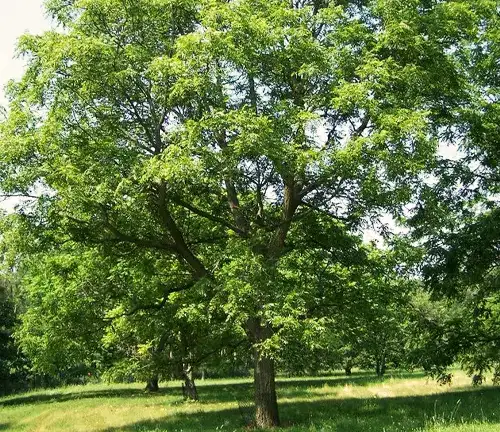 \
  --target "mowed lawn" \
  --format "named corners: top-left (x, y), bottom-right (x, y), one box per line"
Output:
top-left (1, 371), bottom-right (500, 432)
